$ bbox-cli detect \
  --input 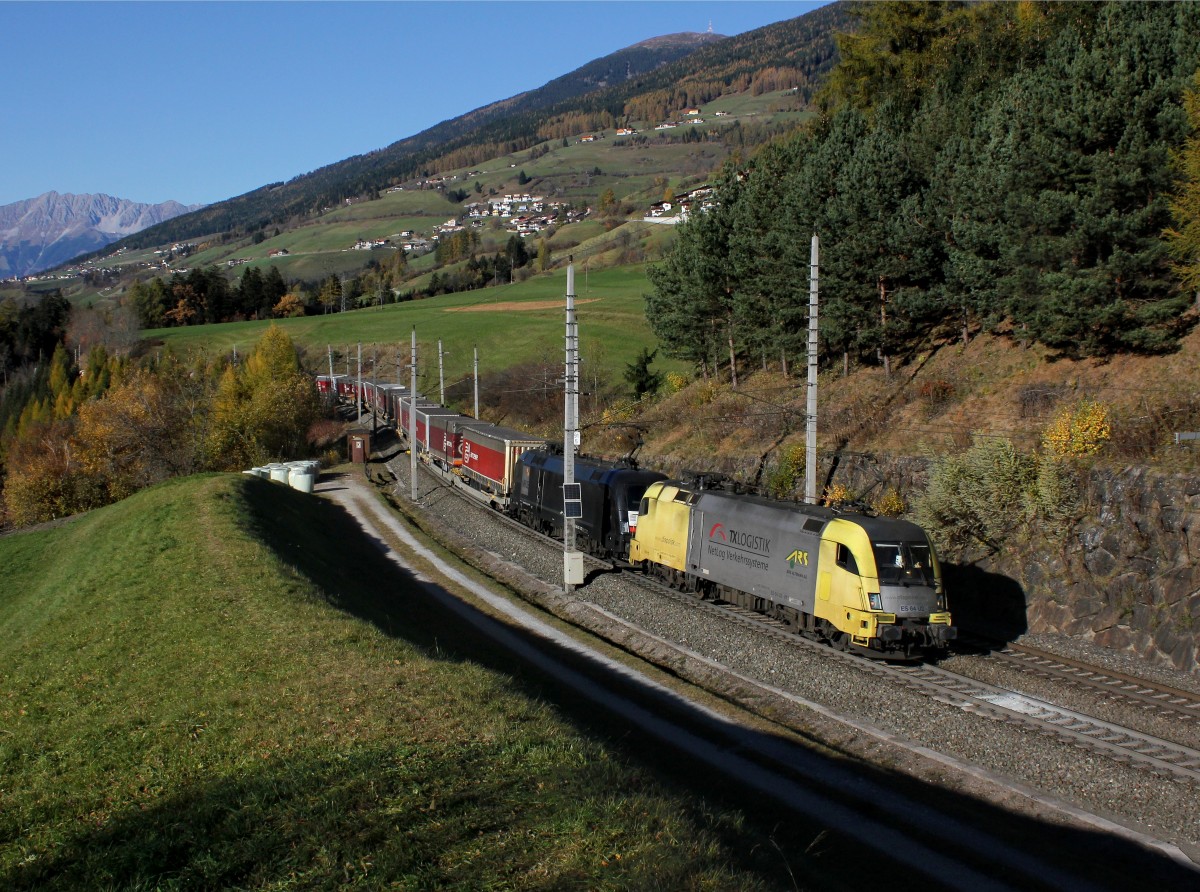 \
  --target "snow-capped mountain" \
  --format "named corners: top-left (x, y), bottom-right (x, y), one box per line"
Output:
top-left (0, 191), bottom-right (202, 278)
